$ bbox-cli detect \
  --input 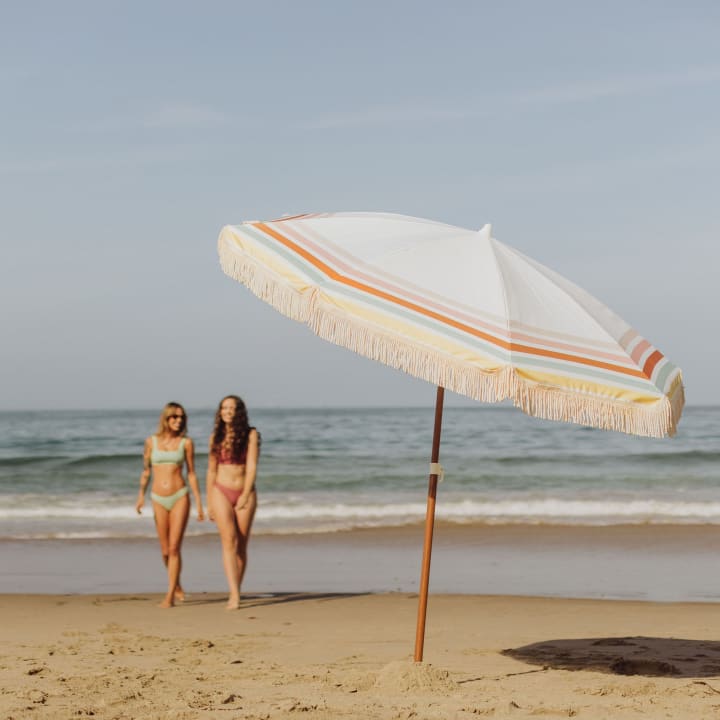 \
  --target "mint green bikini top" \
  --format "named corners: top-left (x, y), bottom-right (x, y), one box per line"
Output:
top-left (151, 436), bottom-right (186, 465)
